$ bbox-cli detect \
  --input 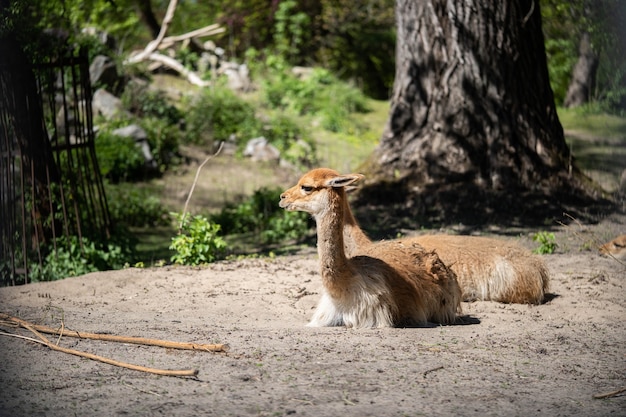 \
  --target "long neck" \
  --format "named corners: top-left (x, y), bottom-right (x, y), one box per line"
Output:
top-left (315, 190), bottom-right (350, 286)
top-left (342, 196), bottom-right (372, 257)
